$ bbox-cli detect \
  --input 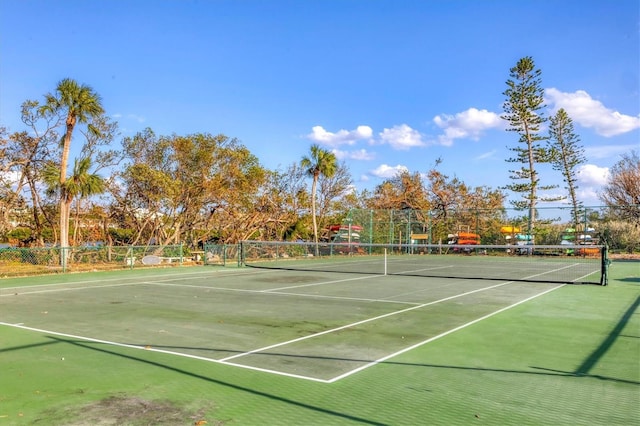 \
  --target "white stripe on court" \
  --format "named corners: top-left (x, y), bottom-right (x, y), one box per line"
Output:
top-left (145, 281), bottom-right (422, 305)
top-left (260, 274), bottom-right (377, 292)
top-left (0, 269), bottom-right (222, 291)
top-left (325, 283), bottom-right (566, 383)
top-left (0, 268), bottom-right (282, 296)
top-left (0, 321), bottom-right (331, 383)
top-left (219, 278), bottom-right (524, 363)
top-left (393, 265), bottom-right (453, 275)
top-left (0, 282), bottom-right (142, 297)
